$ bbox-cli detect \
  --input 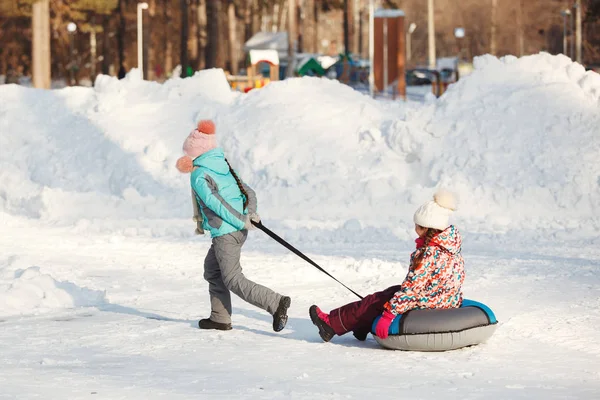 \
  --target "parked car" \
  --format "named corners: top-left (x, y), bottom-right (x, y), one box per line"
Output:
top-left (585, 64), bottom-right (600, 74)
top-left (406, 69), bottom-right (432, 86)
